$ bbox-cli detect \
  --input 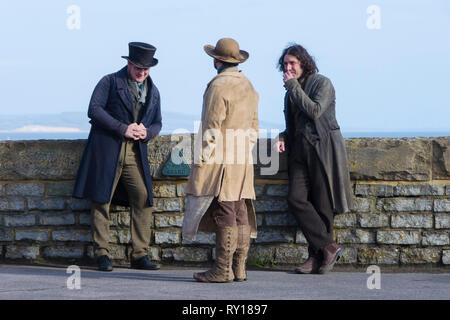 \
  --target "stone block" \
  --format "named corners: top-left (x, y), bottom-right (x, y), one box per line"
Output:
top-left (163, 247), bottom-right (209, 262)
top-left (15, 231), bottom-right (49, 241)
top-left (153, 198), bottom-right (181, 212)
top-left (400, 248), bottom-right (441, 264)
top-left (154, 214), bottom-right (184, 228)
top-left (393, 184), bottom-right (444, 196)
top-left (79, 213), bottom-right (91, 225)
top-left (176, 183), bottom-right (187, 197)
top-left (0, 227), bottom-right (12, 241)
top-left (336, 247), bottom-right (358, 264)
top-left (147, 247), bottom-right (161, 261)
top-left (254, 185), bottom-right (265, 197)
top-left (247, 245), bottom-right (275, 265)
top-left (346, 138), bottom-right (431, 181)
top-left (254, 229), bottom-right (295, 243)
top-left (434, 199), bottom-right (450, 213)
top-left (294, 231), bottom-right (308, 244)
top-left (28, 198), bottom-right (66, 211)
top-left (3, 215), bottom-right (35, 227)
top-left (334, 214), bottom-right (357, 228)
top-left (446, 185), bottom-right (450, 196)
top-left (5, 183), bottom-right (45, 196)
top-left (152, 184), bottom-right (177, 198)
top-left (6, 246), bottom-right (39, 259)
top-left (154, 230), bottom-right (181, 244)
top-left (109, 212), bottom-right (130, 227)
top-left (335, 229), bottom-right (375, 244)
top-left (68, 198), bottom-right (90, 211)
top-left (43, 246), bottom-right (84, 258)
top-left (38, 213), bottom-right (75, 226)
top-left (0, 197), bottom-right (25, 211)
top-left (266, 184), bottom-right (289, 197)
top-left (358, 247), bottom-right (400, 265)
top-left (47, 183), bottom-right (74, 196)
top-left (265, 213), bottom-right (296, 226)
top-left (109, 229), bottom-right (131, 244)
top-left (377, 199), bottom-right (432, 212)
top-left (182, 231), bottom-right (215, 245)
top-left (432, 138), bottom-right (450, 179)
top-left (376, 231), bottom-right (419, 244)
top-left (52, 230), bottom-right (91, 242)
top-left (0, 140), bottom-right (85, 180)
top-left (435, 214), bottom-right (450, 229)
top-left (391, 214), bottom-right (433, 228)
top-left (274, 245), bottom-right (308, 264)
top-left (422, 232), bottom-right (449, 246)
top-left (443, 250), bottom-right (450, 264)
top-left (358, 213), bottom-right (389, 228)
top-left (351, 198), bottom-right (371, 213)
top-left (254, 199), bottom-right (288, 212)
top-left (256, 214), bottom-right (264, 227)
top-left (355, 184), bottom-right (393, 197)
